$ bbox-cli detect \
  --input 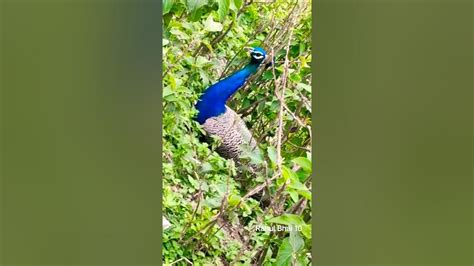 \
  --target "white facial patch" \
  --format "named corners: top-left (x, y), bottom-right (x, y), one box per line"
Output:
top-left (252, 52), bottom-right (264, 60)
